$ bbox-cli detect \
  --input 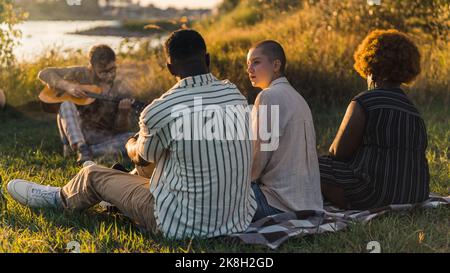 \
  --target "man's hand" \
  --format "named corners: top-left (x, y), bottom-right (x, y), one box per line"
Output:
top-left (64, 83), bottom-right (88, 98)
top-left (118, 98), bottom-right (135, 112)
top-left (126, 135), bottom-right (150, 166)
